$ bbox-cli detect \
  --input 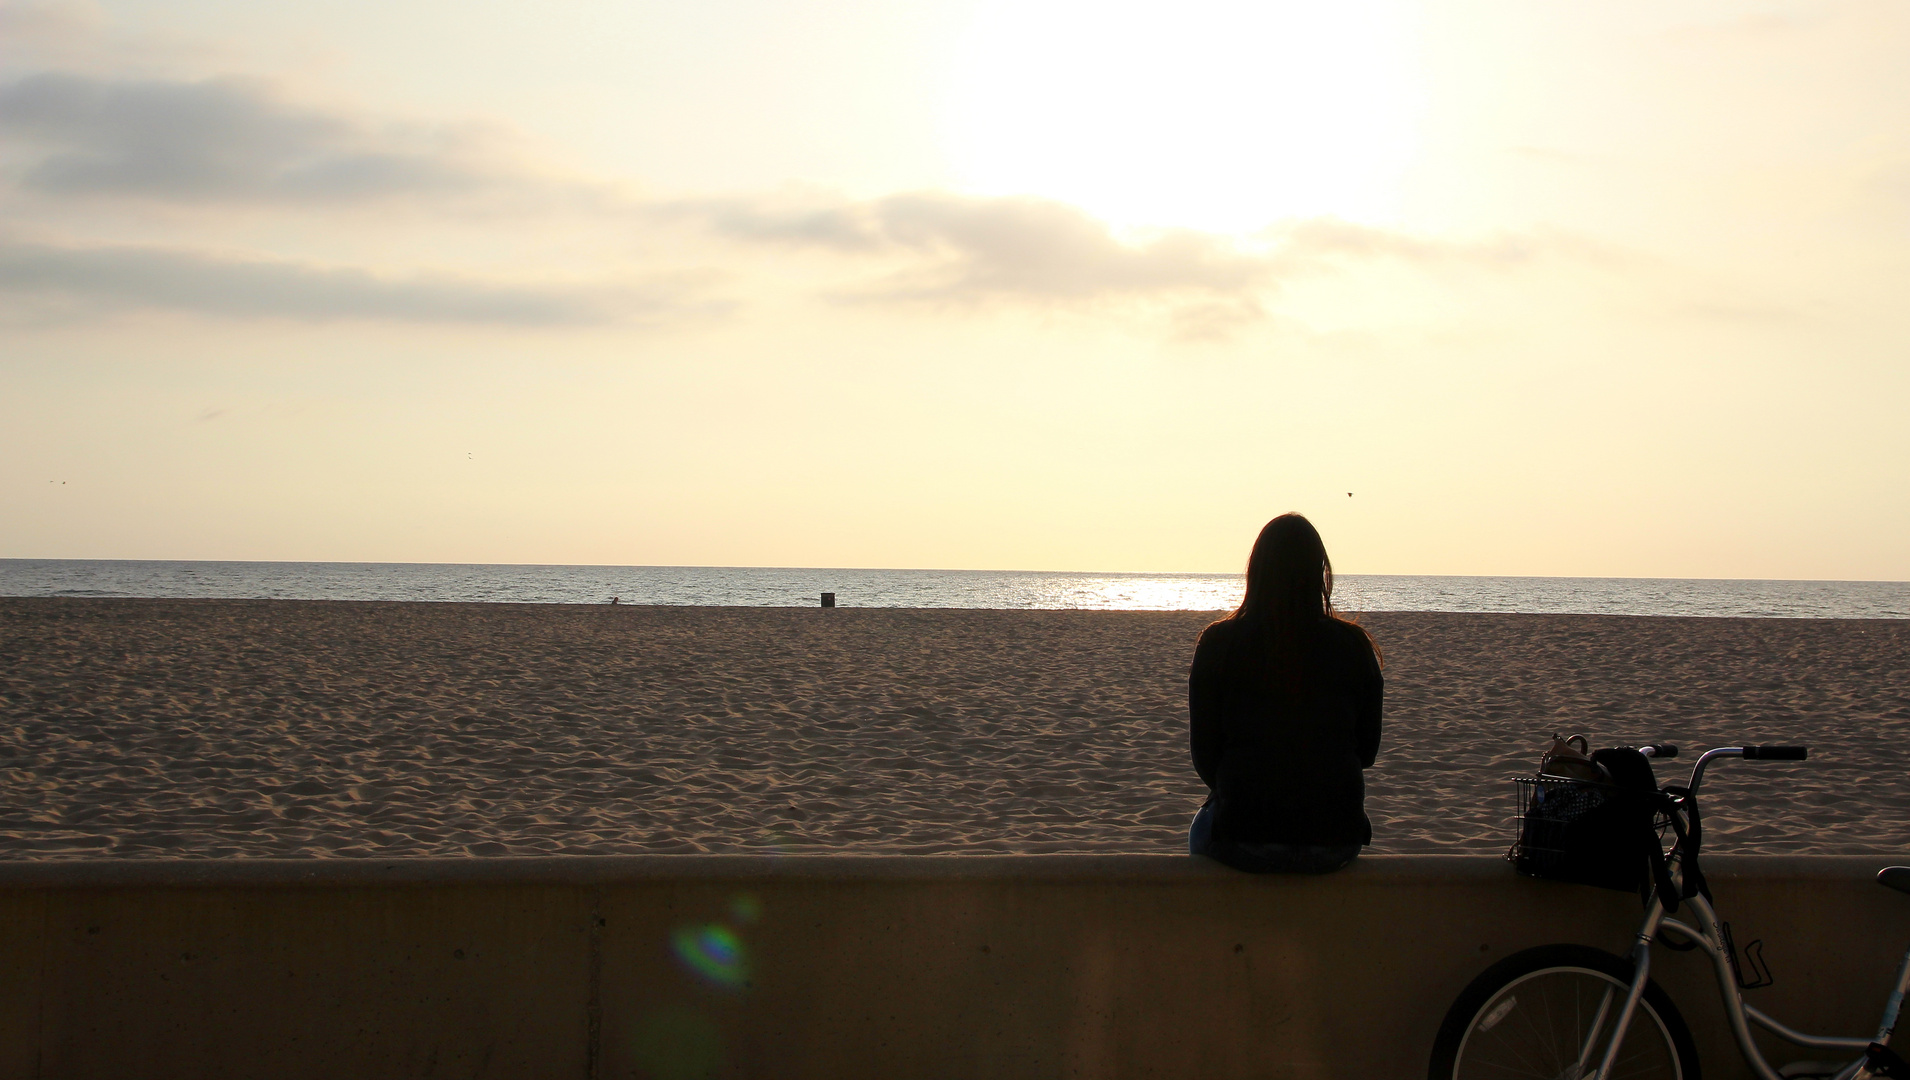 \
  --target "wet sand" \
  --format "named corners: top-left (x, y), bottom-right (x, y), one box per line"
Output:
top-left (1, 598), bottom-right (1905, 858)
